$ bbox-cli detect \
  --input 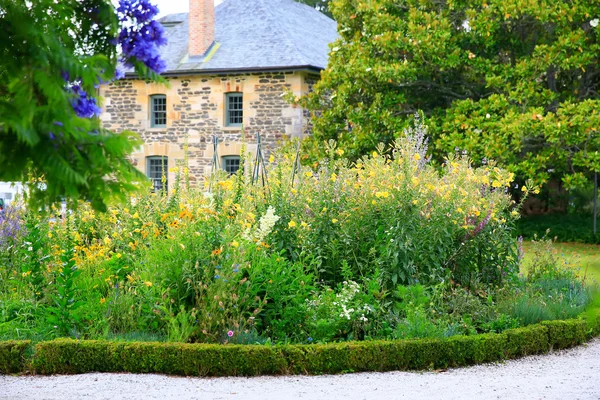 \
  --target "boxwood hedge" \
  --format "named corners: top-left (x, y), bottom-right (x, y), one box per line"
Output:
top-left (1, 309), bottom-right (599, 376)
